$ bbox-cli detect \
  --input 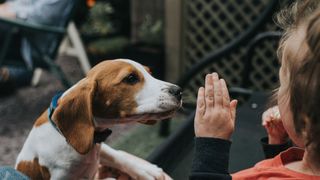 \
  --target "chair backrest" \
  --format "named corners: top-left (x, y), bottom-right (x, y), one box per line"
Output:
top-left (177, 0), bottom-right (292, 107)
top-left (47, 0), bottom-right (82, 59)
top-left (0, 0), bottom-right (86, 87)
top-left (180, 0), bottom-right (280, 82)
top-left (241, 31), bottom-right (282, 91)
top-left (25, 0), bottom-right (82, 68)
